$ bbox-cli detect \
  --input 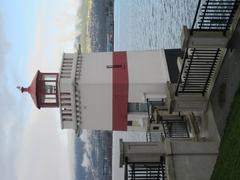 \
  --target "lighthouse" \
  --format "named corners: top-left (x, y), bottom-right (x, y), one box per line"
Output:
top-left (19, 46), bottom-right (185, 135)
